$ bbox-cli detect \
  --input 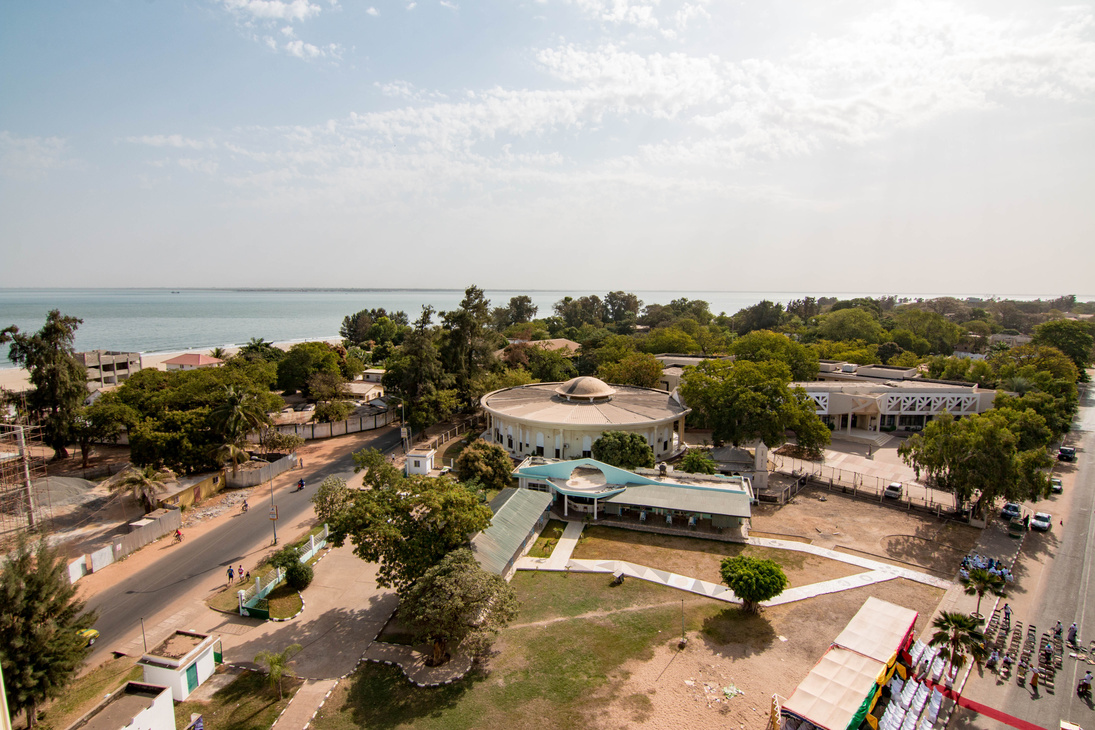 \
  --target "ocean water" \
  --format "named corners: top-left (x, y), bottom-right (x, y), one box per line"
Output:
top-left (0, 288), bottom-right (1080, 367)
